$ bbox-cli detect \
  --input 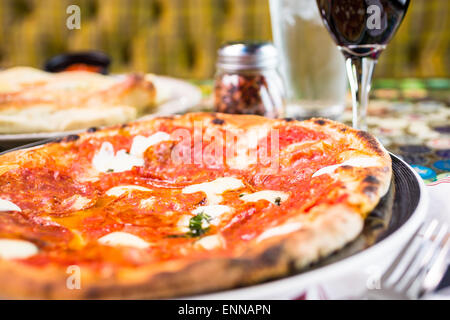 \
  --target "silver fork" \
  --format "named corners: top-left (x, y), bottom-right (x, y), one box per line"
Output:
top-left (361, 219), bottom-right (449, 300)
